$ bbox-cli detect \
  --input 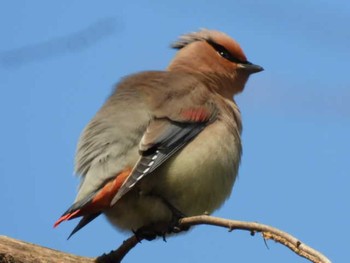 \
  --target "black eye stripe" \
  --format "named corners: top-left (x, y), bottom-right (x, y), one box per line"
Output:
top-left (207, 40), bottom-right (247, 64)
